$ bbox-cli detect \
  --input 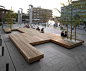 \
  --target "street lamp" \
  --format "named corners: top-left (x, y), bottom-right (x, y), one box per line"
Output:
top-left (29, 4), bottom-right (33, 27)
top-left (19, 8), bottom-right (23, 24)
top-left (0, 5), bottom-right (5, 29)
